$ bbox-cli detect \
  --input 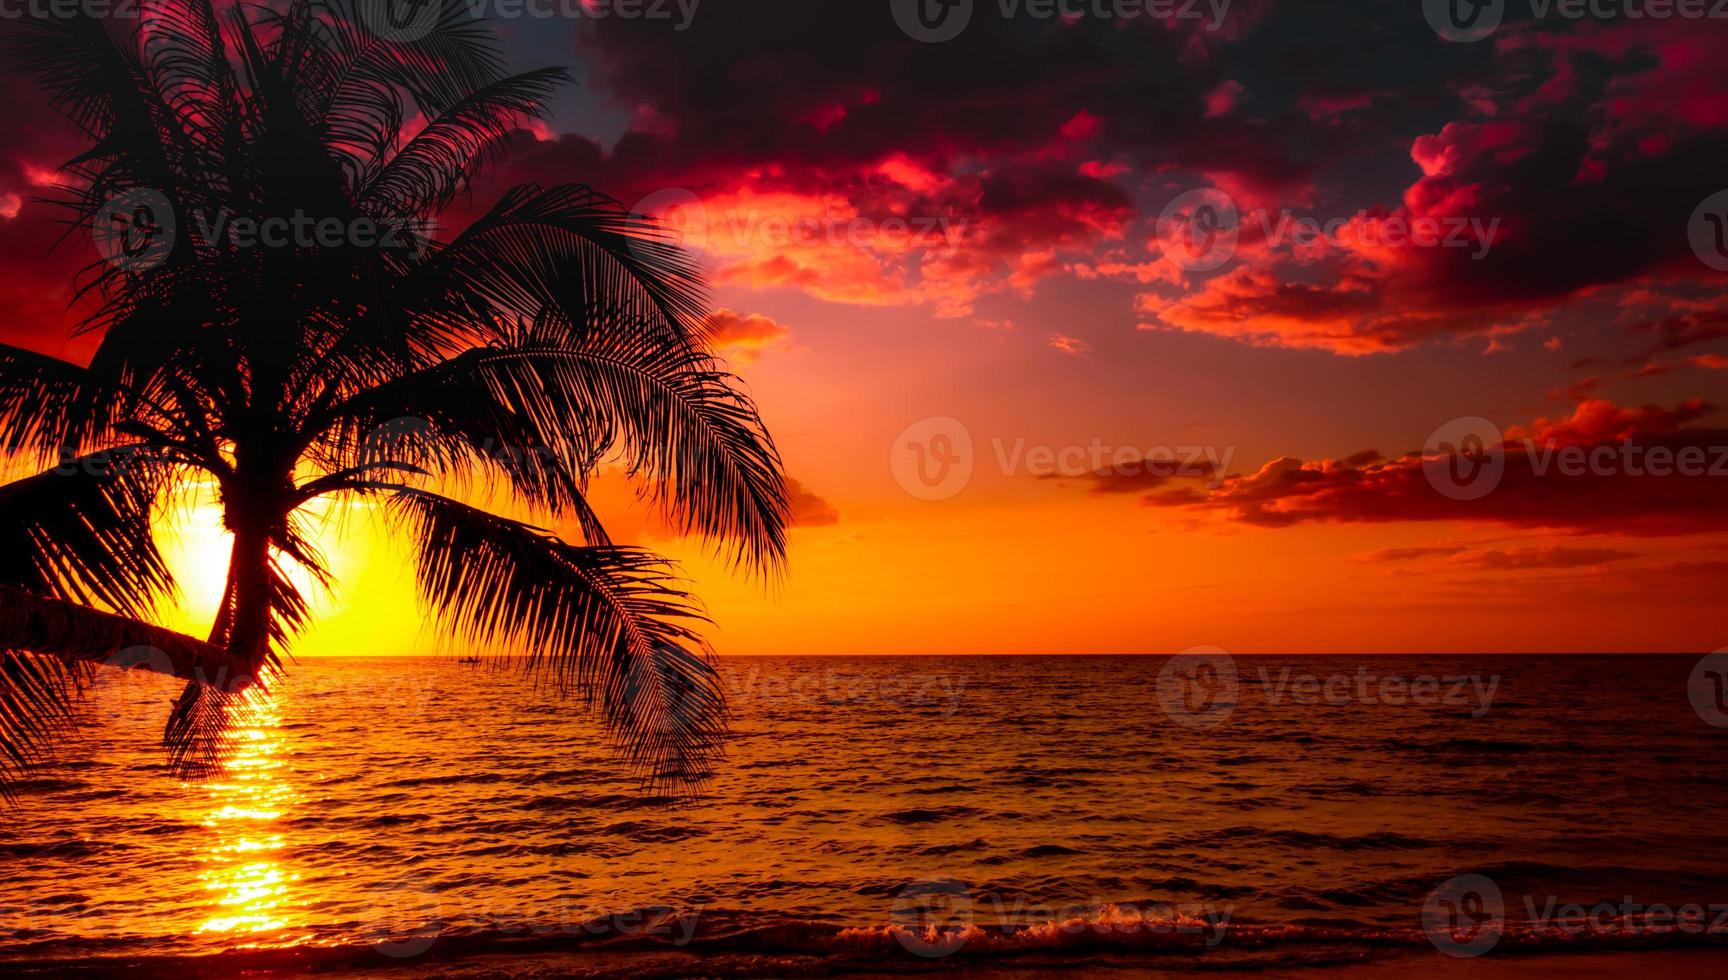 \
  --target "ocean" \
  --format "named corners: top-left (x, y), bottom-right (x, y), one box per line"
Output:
top-left (3, 654), bottom-right (1728, 976)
